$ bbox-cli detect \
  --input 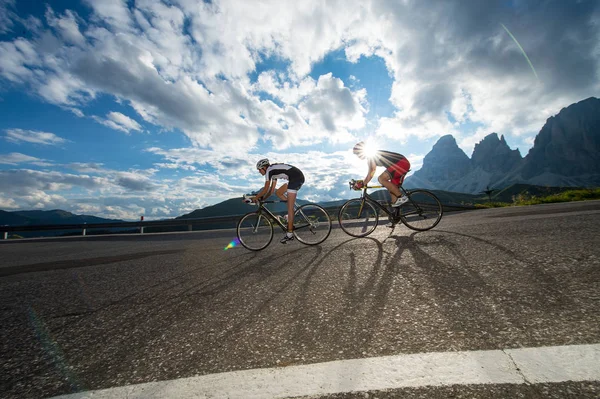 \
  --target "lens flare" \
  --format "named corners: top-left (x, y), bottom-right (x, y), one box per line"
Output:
top-left (362, 140), bottom-right (379, 159)
top-left (501, 23), bottom-right (539, 81)
top-left (28, 306), bottom-right (83, 391)
top-left (224, 238), bottom-right (240, 250)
